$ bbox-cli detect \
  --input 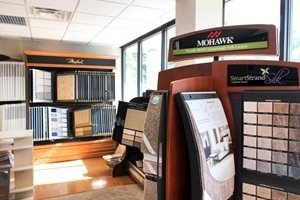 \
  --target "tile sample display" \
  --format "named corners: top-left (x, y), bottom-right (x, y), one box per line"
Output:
top-left (122, 108), bottom-right (146, 148)
top-left (230, 91), bottom-right (300, 200)
top-left (31, 69), bottom-right (52, 102)
top-left (242, 97), bottom-right (300, 180)
top-left (242, 182), bottom-right (300, 200)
